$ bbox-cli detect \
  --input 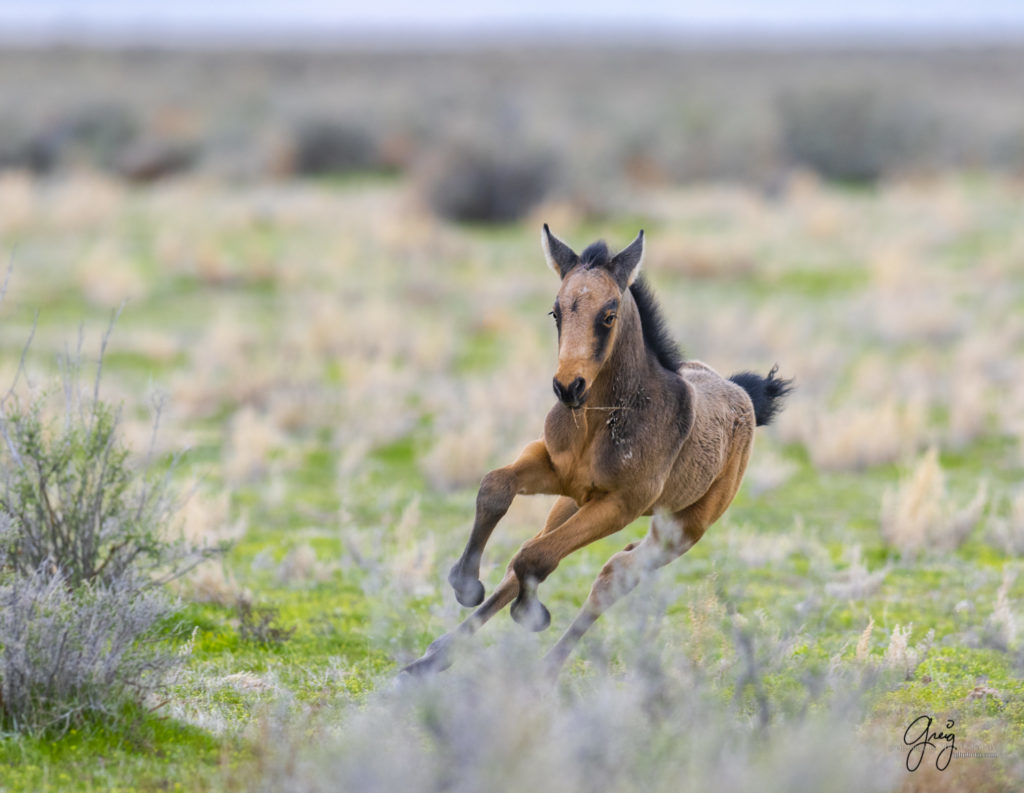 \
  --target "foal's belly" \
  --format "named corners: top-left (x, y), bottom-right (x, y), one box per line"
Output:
top-left (654, 439), bottom-right (728, 512)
